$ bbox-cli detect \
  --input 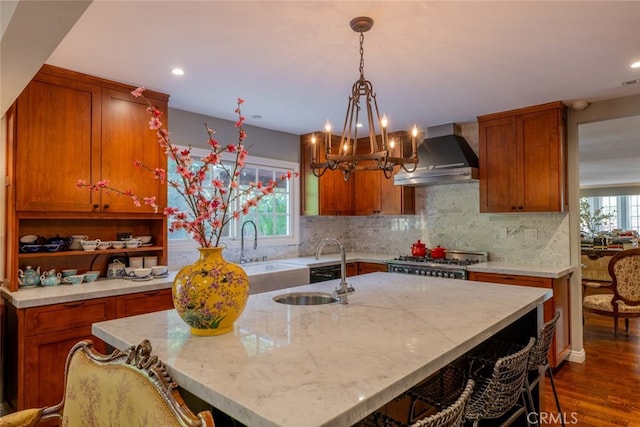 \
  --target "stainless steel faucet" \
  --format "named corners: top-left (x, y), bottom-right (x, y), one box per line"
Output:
top-left (314, 238), bottom-right (355, 304)
top-left (240, 220), bottom-right (257, 264)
